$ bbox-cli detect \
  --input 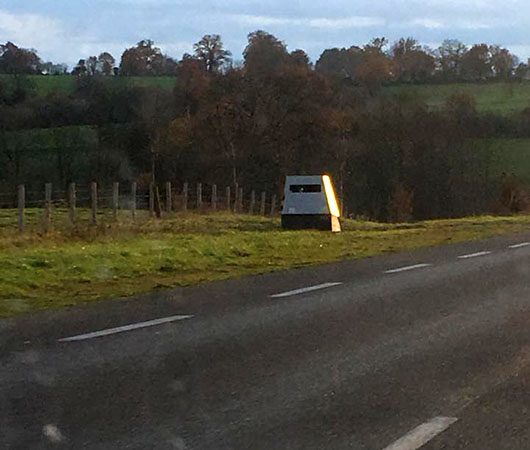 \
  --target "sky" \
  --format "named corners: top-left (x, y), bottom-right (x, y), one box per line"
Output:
top-left (1, 0), bottom-right (529, 68)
